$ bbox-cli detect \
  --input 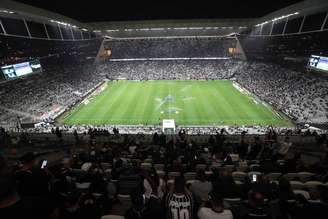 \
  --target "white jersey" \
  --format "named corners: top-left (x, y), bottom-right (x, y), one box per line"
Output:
top-left (198, 207), bottom-right (233, 219)
top-left (166, 192), bottom-right (194, 219)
